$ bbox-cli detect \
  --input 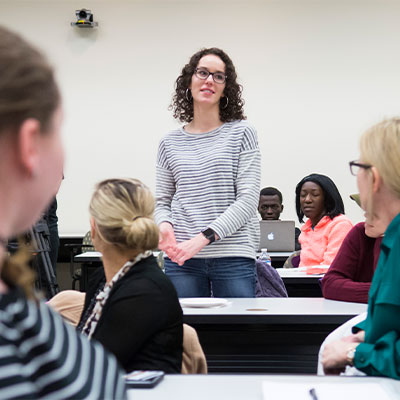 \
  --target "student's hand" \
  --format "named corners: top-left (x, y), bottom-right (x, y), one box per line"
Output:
top-left (171, 233), bottom-right (210, 266)
top-left (342, 331), bottom-right (365, 344)
top-left (322, 339), bottom-right (359, 375)
top-left (353, 330), bottom-right (365, 343)
top-left (158, 222), bottom-right (178, 259)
